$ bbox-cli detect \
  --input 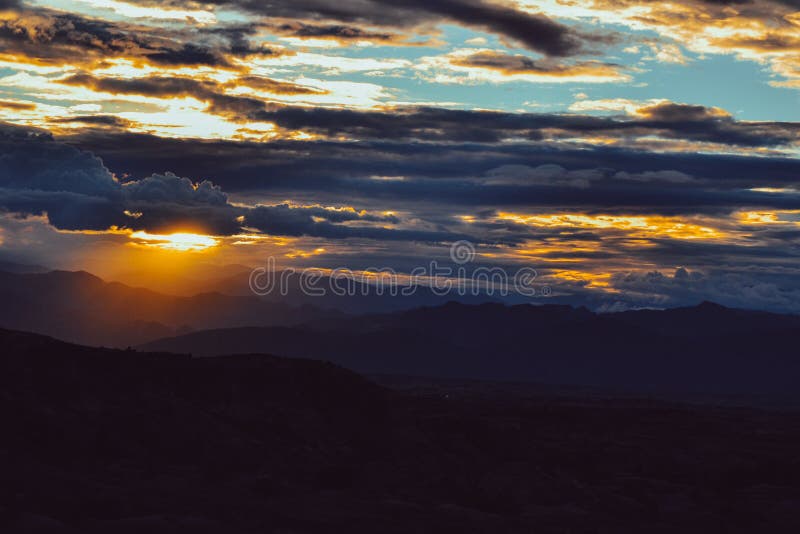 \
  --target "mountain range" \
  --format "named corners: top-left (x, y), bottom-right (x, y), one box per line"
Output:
top-left (142, 300), bottom-right (800, 398)
top-left (0, 269), bottom-right (338, 347)
top-left (3, 266), bottom-right (800, 398)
